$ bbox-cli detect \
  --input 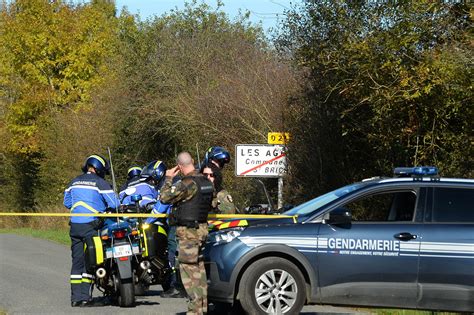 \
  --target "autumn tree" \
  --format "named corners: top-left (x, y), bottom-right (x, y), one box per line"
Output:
top-left (109, 2), bottom-right (298, 206)
top-left (0, 0), bottom-right (120, 211)
top-left (275, 1), bottom-right (473, 202)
